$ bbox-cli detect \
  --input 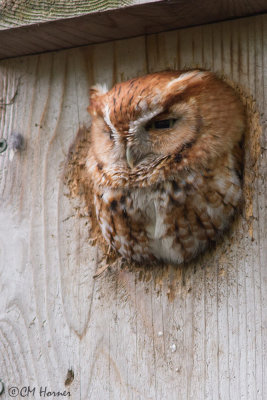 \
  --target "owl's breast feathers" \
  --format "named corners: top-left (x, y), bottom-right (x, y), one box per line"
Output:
top-left (93, 153), bottom-right (242, 264)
